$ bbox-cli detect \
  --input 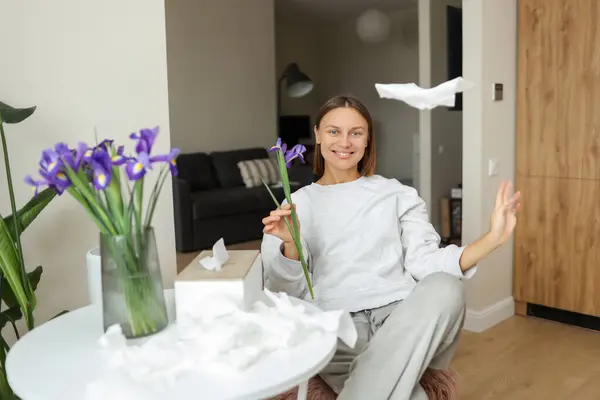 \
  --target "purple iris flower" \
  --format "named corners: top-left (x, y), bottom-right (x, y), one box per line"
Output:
top-left (35, 148), bottom-right (73, 194)
top-left (24, 175), bottom-right (47, 197)
top-left (125, 152), bottom-right (152, 181)
top-left (97, 139), bottom-right (114, 150)
top-left (269, 137), bottom-right (287, 154)
top-left (51, 171), bottom-right (72, 194)
top-left (151, 148), bottom-right (180, 176)
top-left (284, 144), bottom-right (306, 168)
top-left (39, 148), bottom-right (61, 178)
top-left (36, 164), bottom-right (71, 195)
top-left (73, 142), bottom-right (89, 170)
top-left (111, 145), bottom-right (130, 166)
top-left (55, 142), bottom-right (88, 171)
top-left (88, 148), bottom-right (114, 190)
top-left (83, 147), bottom-right (95, 163)
top-left (90, 166), bottom-right (110, 190)
top-left (54, 142), bottom-right (72, 164)
top-left (130, 126), bottom-right (159, 154)
top-left (91, 147), bottom-right (113, 172)
top-left (82, 140), bottom-right (115, 166)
